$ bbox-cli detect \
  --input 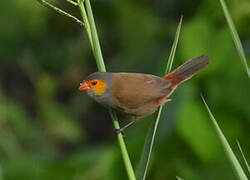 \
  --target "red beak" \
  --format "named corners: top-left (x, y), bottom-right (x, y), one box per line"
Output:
top-left (79, 81), bottom-right (90, 91)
